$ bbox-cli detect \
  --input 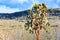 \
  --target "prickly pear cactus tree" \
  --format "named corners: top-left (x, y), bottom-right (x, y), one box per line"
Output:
top-left (24, 3), bottom-right (50, 40)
